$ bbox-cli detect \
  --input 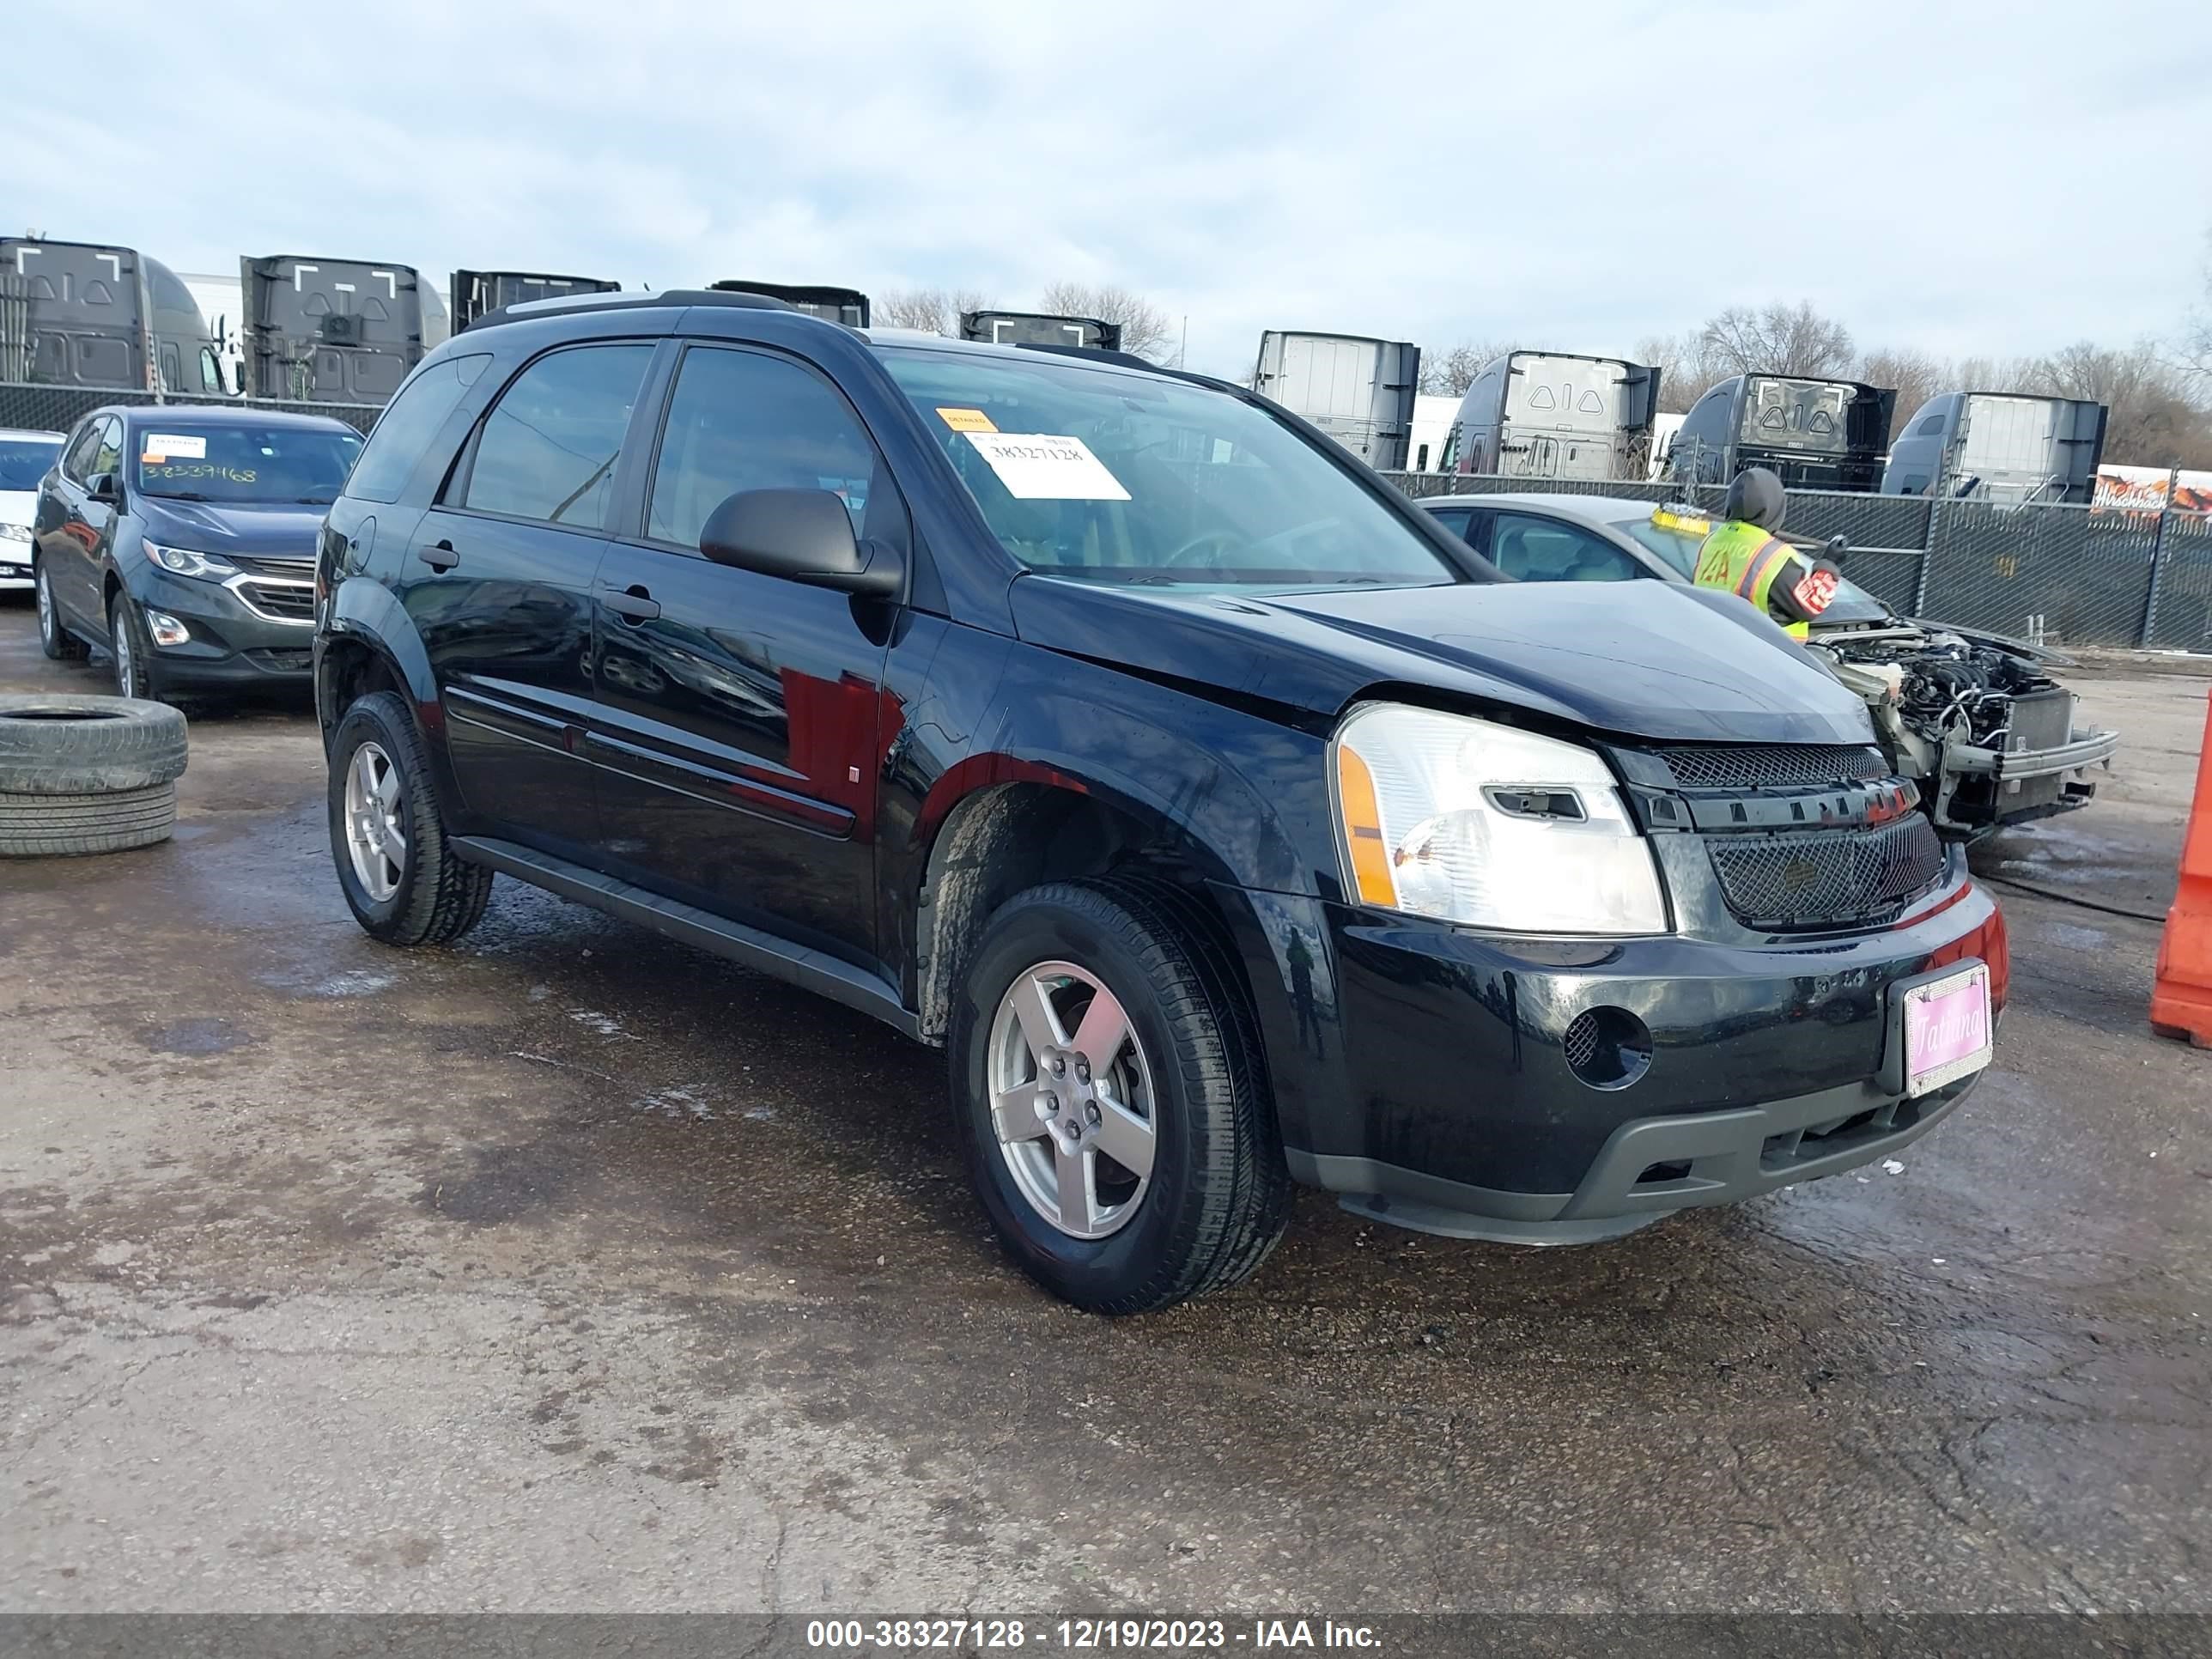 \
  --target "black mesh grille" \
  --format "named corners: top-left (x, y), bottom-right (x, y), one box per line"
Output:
top-left (1563, 1012), bottom-right (1600, 1072)
top-left (1705, 815), bottom-right (1945, 929)
top-left (246, 647), bottom-right (312, 672)
top-left (1660, 744), bottom-right (1887, 790)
